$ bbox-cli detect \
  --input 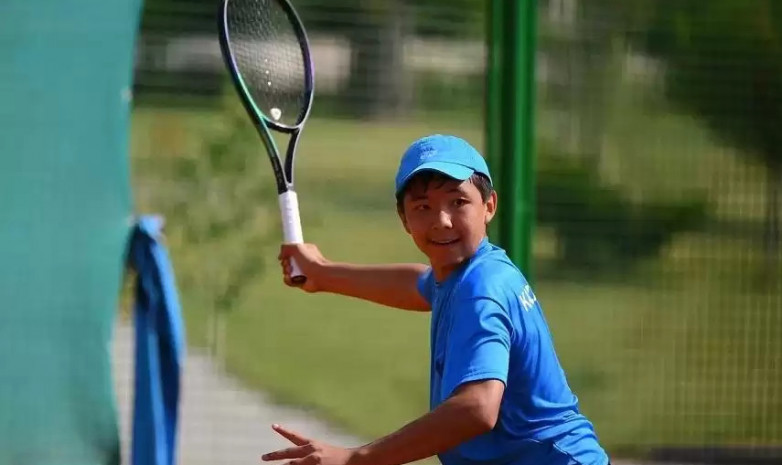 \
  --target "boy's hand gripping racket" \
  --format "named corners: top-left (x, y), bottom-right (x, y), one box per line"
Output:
top-left (218, 0), bottom-right (314, 284)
